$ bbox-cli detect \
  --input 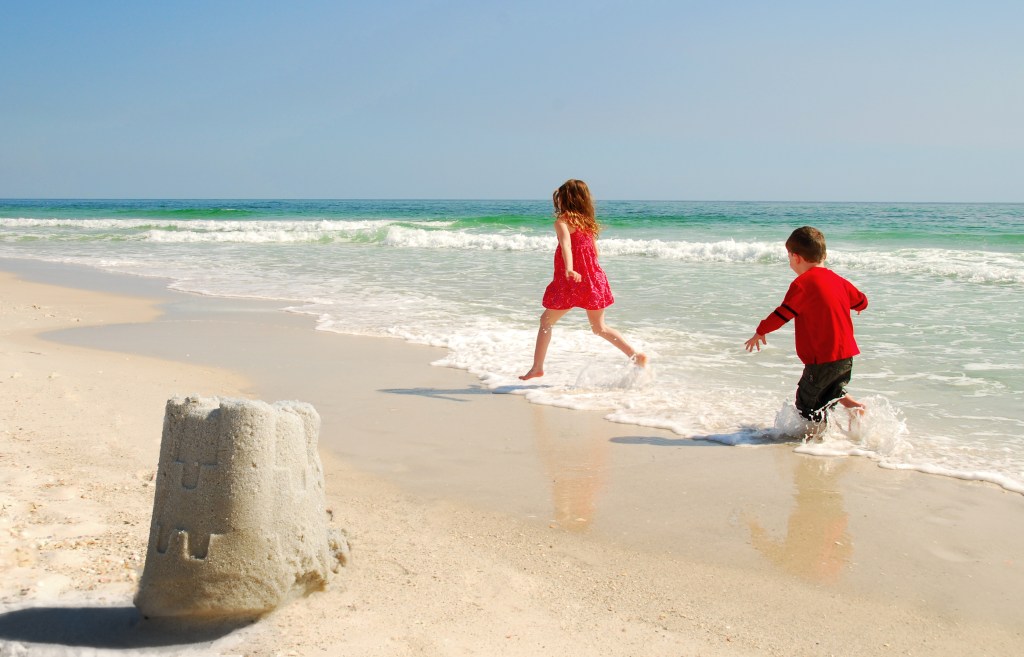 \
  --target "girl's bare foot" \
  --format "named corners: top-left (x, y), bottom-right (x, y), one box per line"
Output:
top-left (519, 368), bottom-right (544, 380)
top-left (631, 353), bottom-right (648, 368)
